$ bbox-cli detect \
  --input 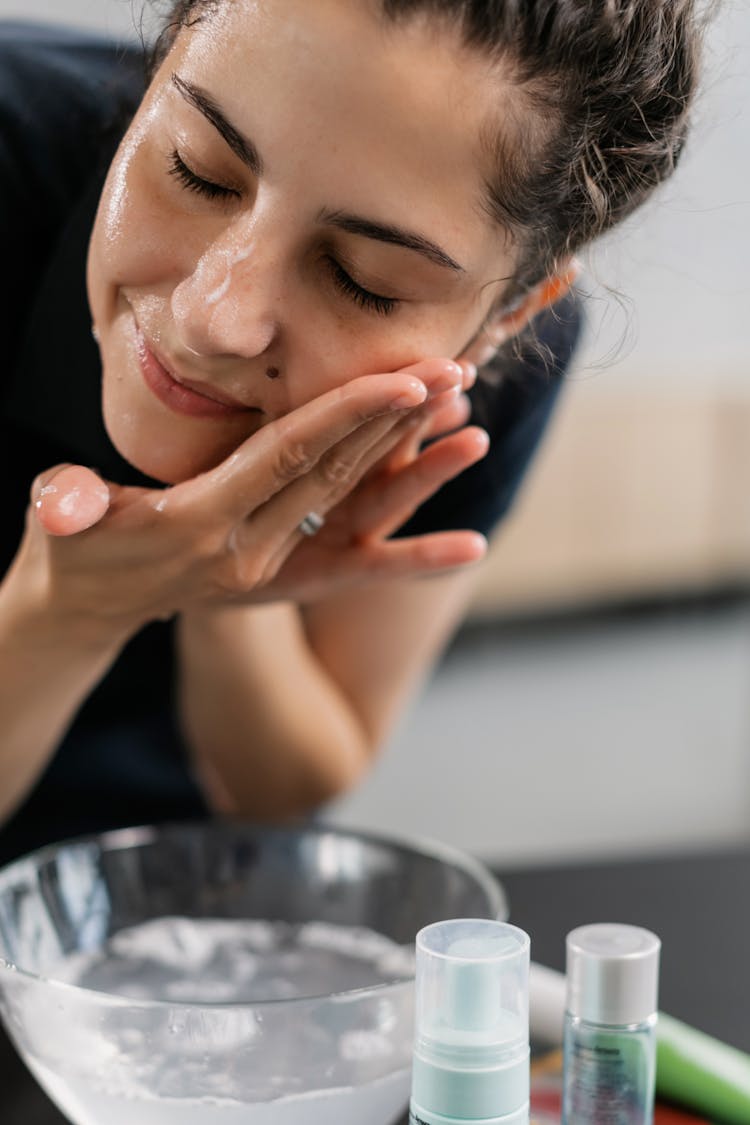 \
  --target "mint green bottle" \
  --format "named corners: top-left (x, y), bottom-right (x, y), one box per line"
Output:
top-left (409, 919), bottom-right (530, 1125)
top-left (562, 923), bottom-right (661, 1125)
